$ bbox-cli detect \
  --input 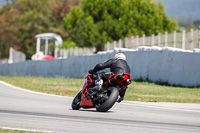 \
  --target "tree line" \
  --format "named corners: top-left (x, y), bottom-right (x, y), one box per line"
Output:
top-left (0, 0), bottom-right (177, 59)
